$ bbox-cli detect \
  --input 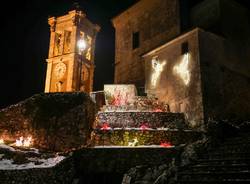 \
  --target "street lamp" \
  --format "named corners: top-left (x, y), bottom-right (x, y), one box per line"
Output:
top-left (77, 38), bottom-right (87, 91)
